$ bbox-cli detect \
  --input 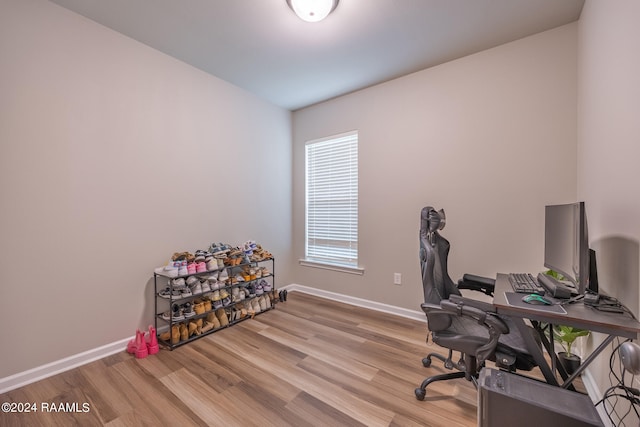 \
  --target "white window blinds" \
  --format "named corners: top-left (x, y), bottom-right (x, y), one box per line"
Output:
top-left (305, 131), bottom-right (358, 267)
